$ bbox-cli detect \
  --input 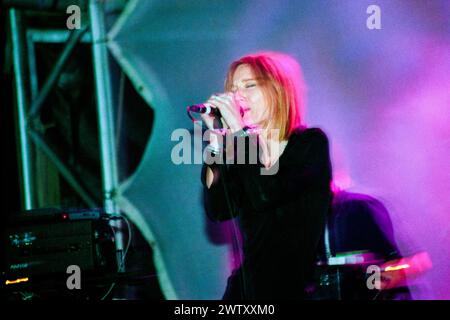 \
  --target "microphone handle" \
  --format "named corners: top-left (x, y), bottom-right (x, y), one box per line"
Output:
top-left (193, 103), bottom-right (221, 117)
top-left (186, 103), bottom-right (221, 124)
